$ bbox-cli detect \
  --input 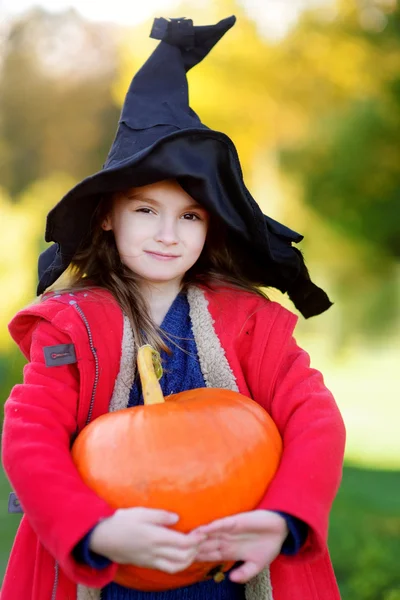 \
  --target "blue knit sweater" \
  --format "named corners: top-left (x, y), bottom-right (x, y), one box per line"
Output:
top-left (75, 293), bottom-right (307, 599)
